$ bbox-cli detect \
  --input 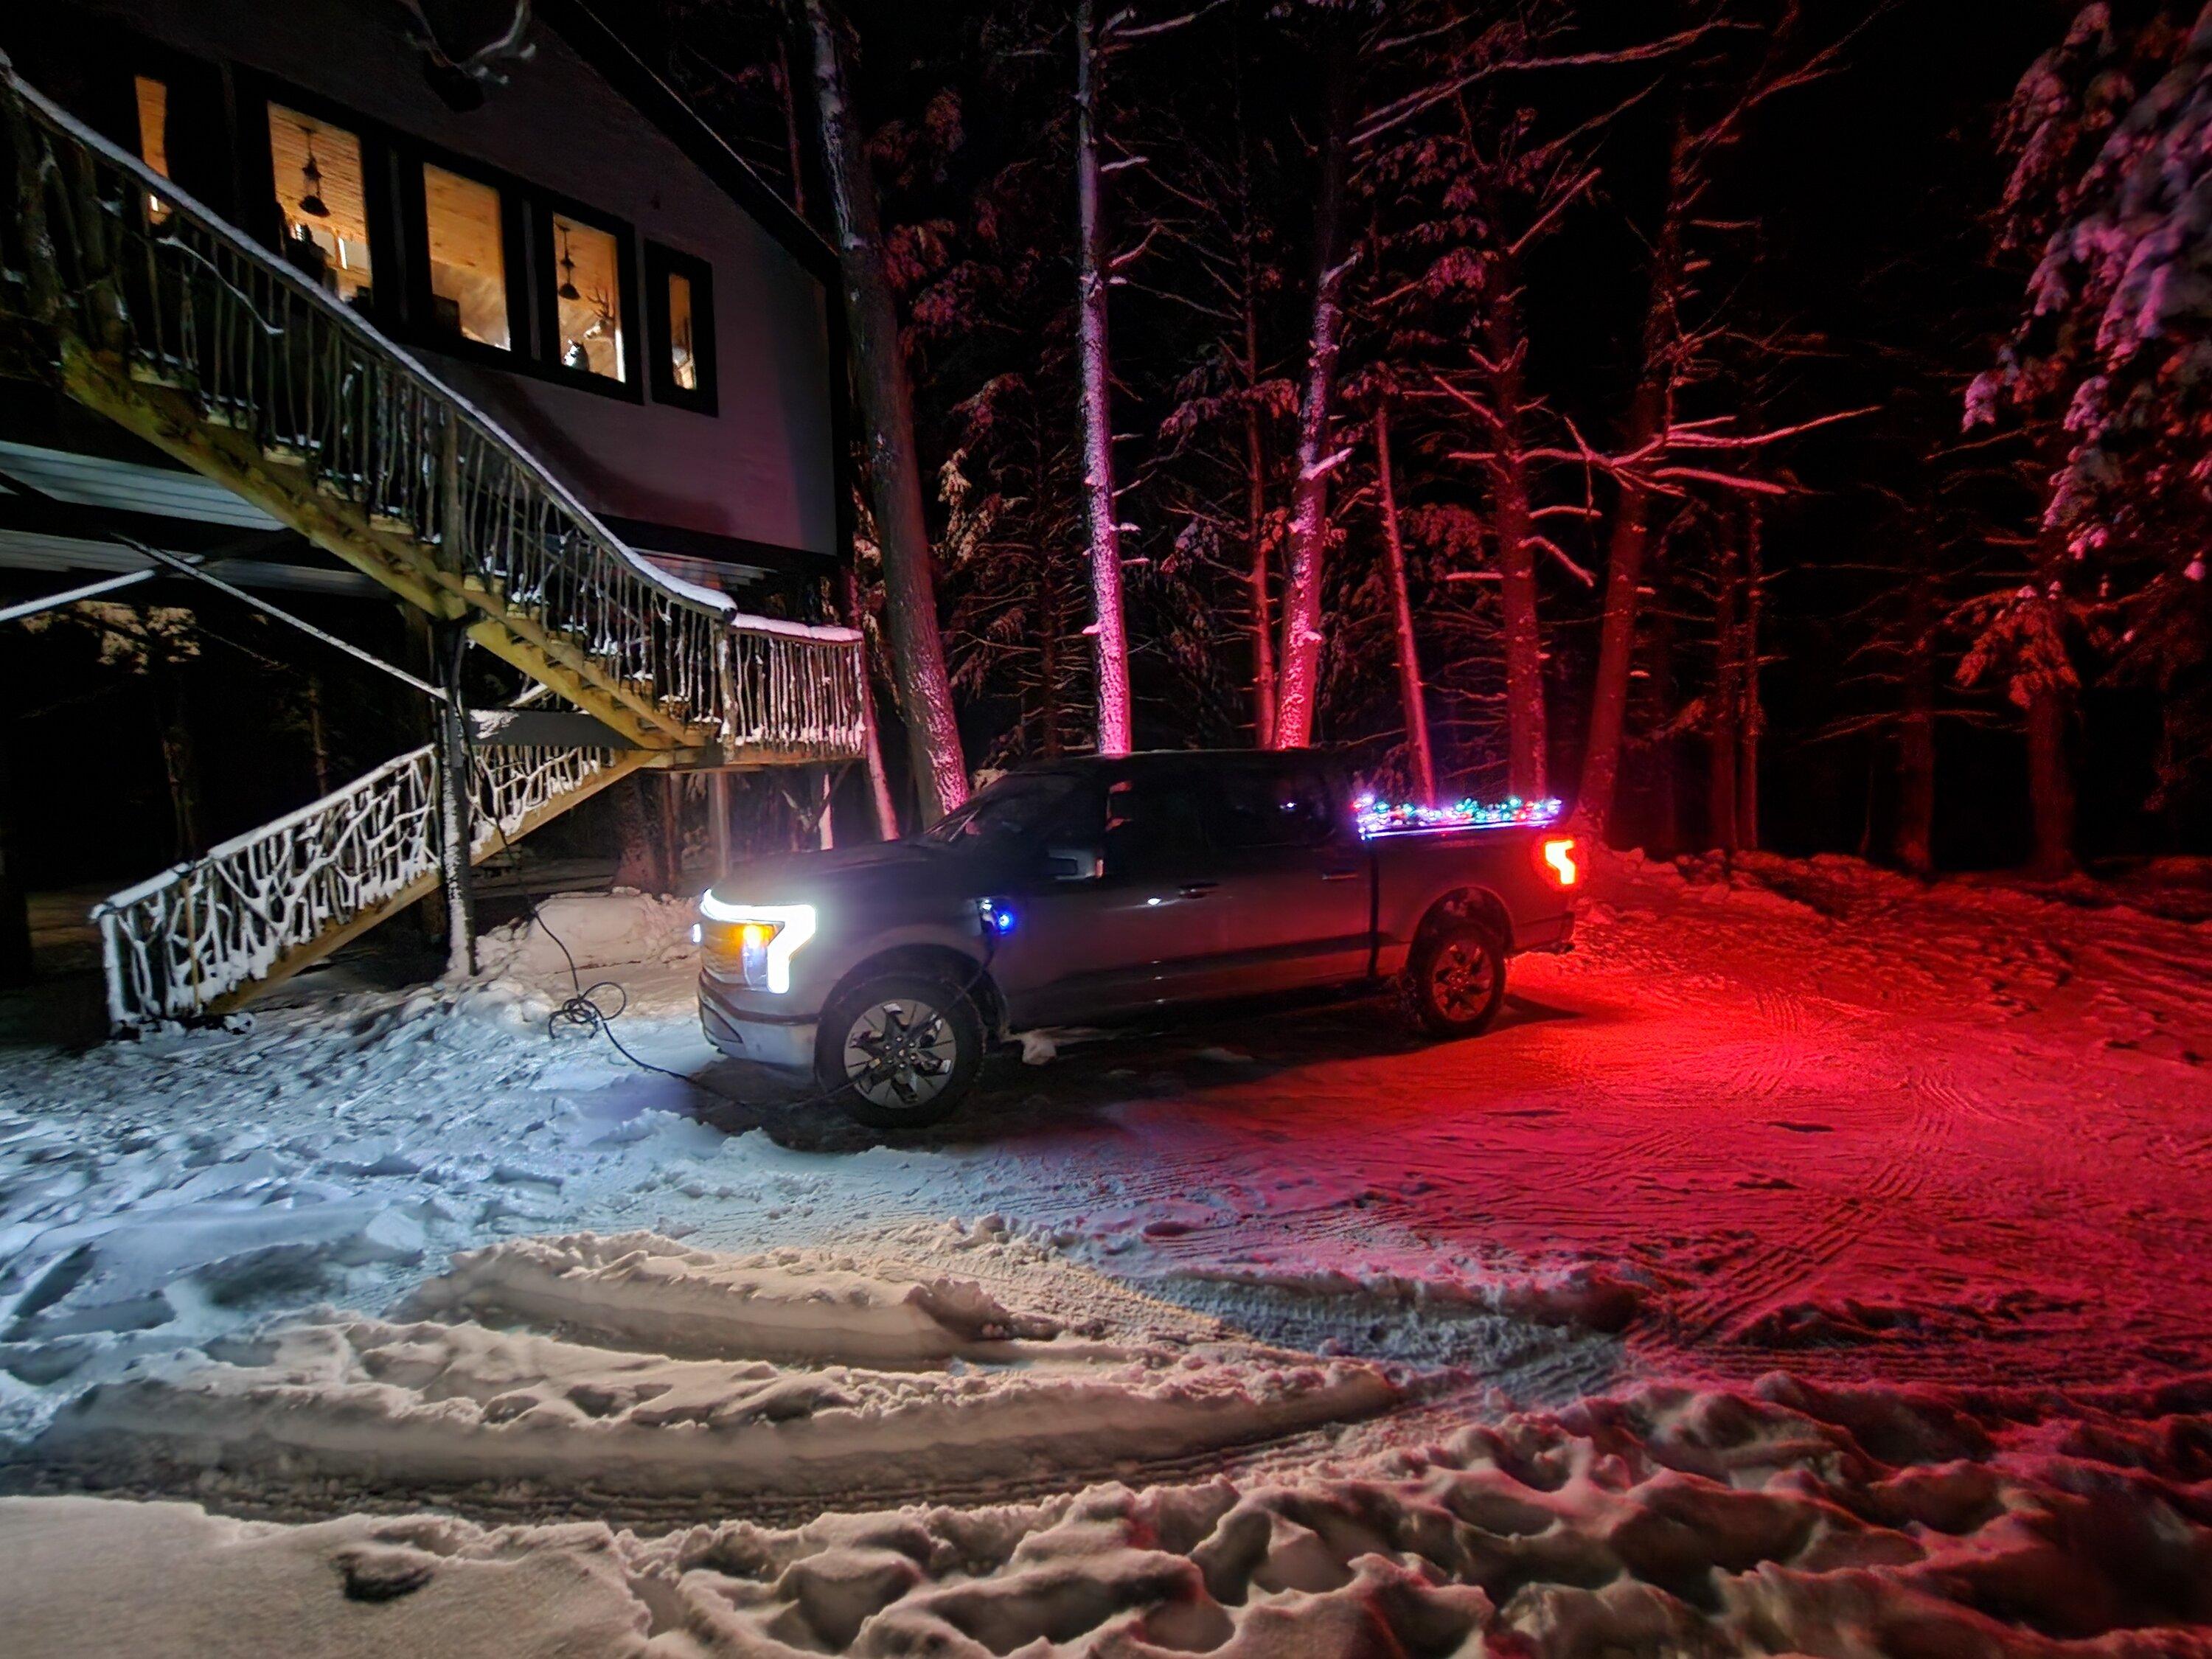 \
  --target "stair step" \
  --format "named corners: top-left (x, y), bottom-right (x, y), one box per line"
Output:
top-left (261, 442), bottom-right (313, 467)
top-left (367, 511), bottom-right (417, 535)
top-left (128, 359), bottom-right (193, 391)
